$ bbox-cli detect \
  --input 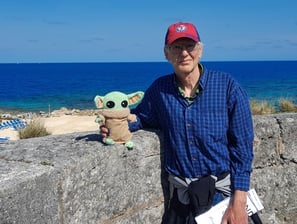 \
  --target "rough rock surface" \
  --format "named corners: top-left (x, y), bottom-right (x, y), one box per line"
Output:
top-left (251, 113), bottom-right (297, 224)
top-left (0, 113), bottom-right (297, 224)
